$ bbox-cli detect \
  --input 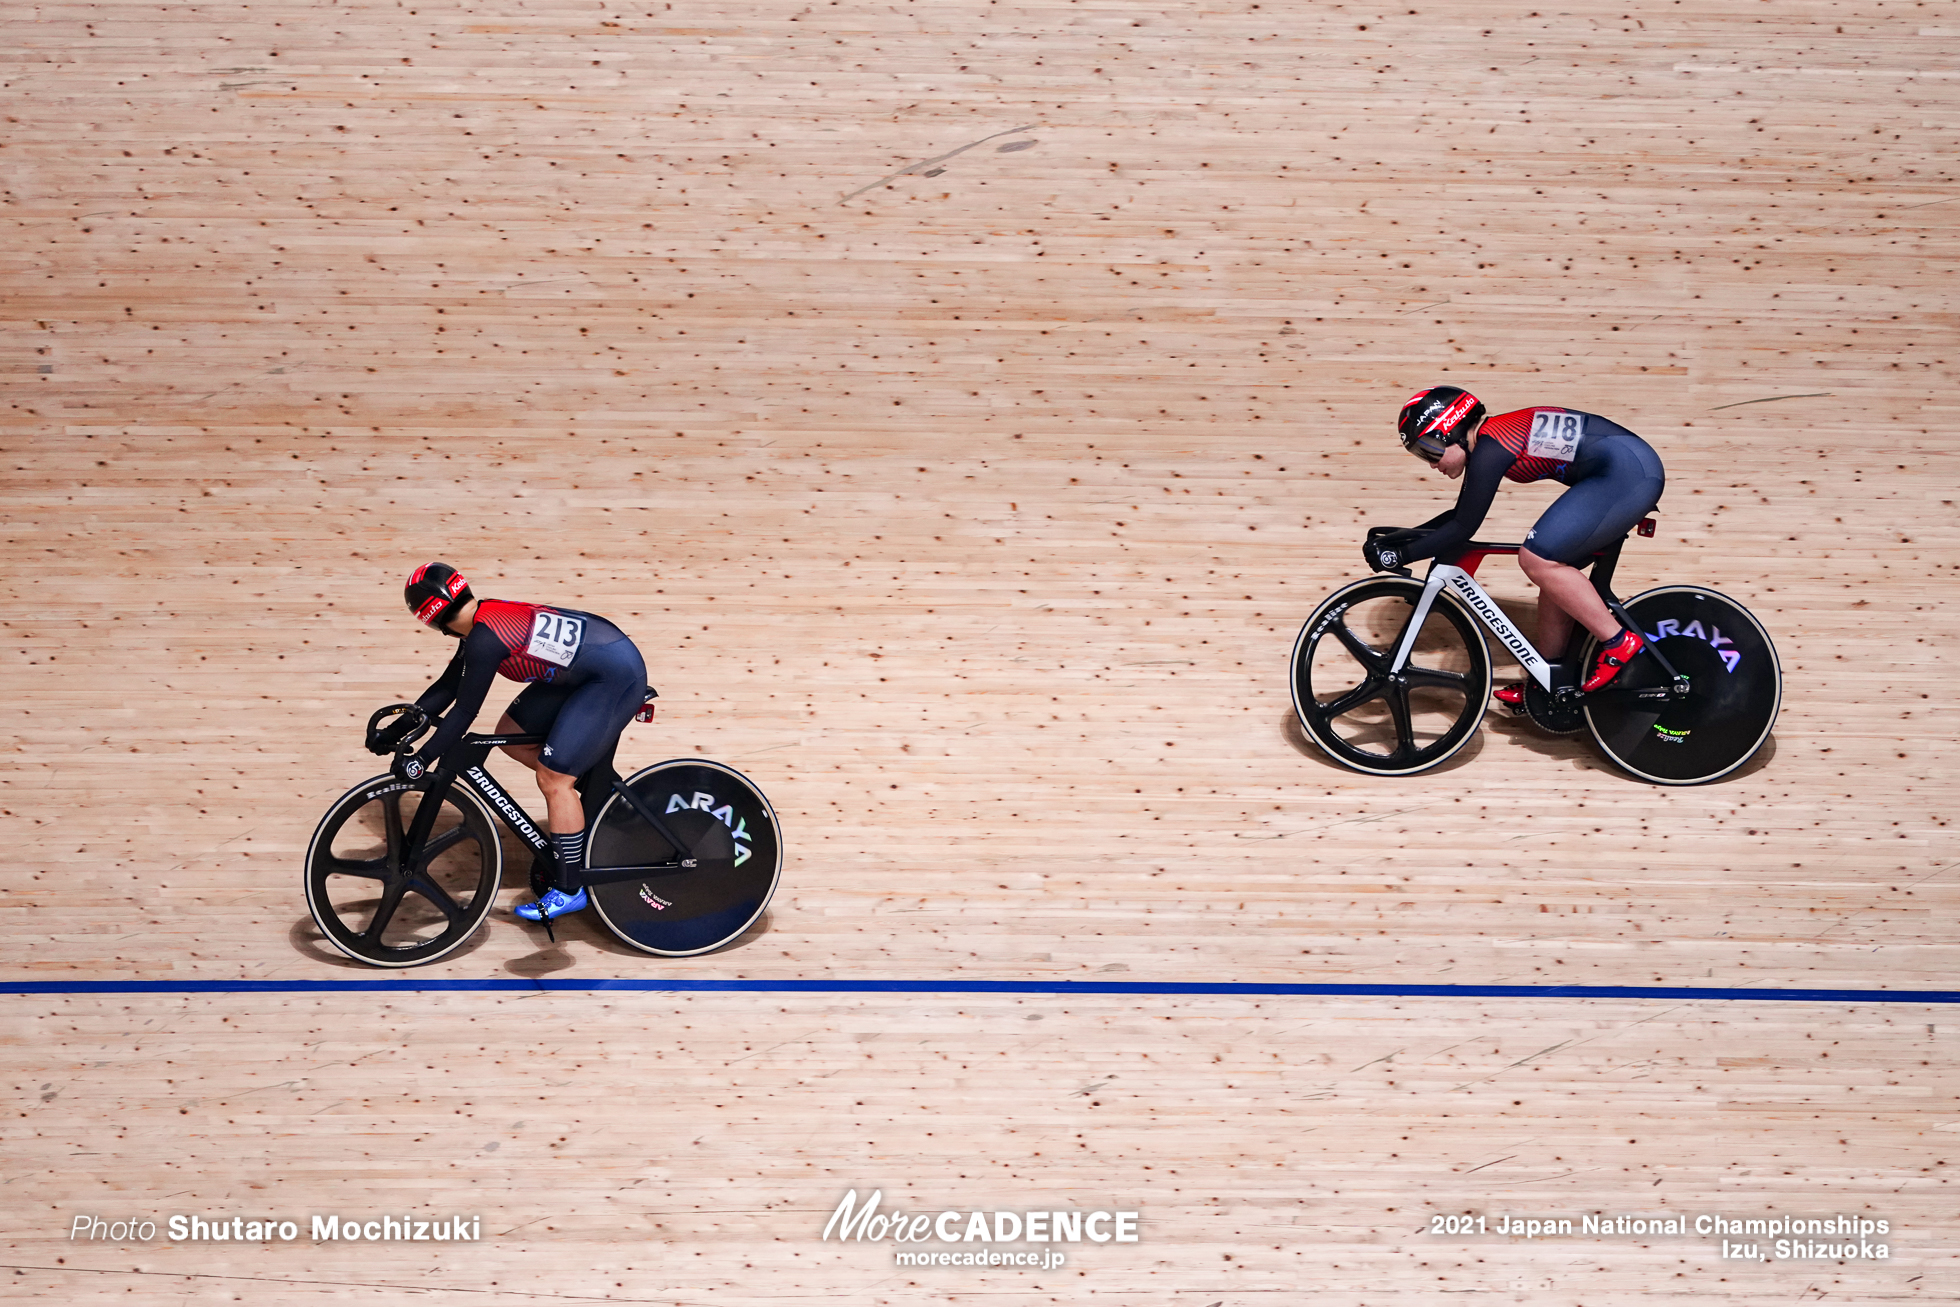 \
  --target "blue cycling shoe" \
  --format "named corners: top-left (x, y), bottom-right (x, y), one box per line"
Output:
top-left (515, 887), bottom-right (588, 922)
